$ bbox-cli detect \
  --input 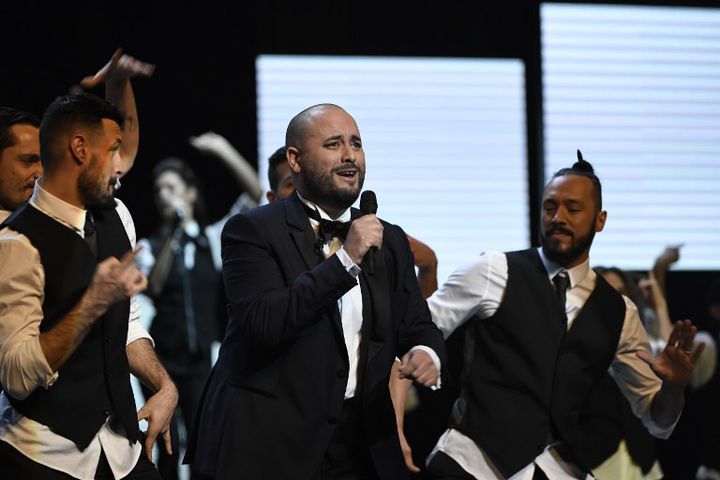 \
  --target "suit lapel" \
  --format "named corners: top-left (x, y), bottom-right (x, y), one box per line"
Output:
top-left (286, 192), bottom-right (323, 270)
top-left (286, 193), bottom-right (346, 349)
